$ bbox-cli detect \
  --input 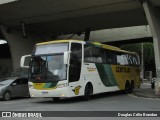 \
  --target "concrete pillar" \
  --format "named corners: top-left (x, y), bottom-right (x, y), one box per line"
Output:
top-left (143, 1), bottom-right (160, 95)
top-left (0, 25), bottom-right (49, 76)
